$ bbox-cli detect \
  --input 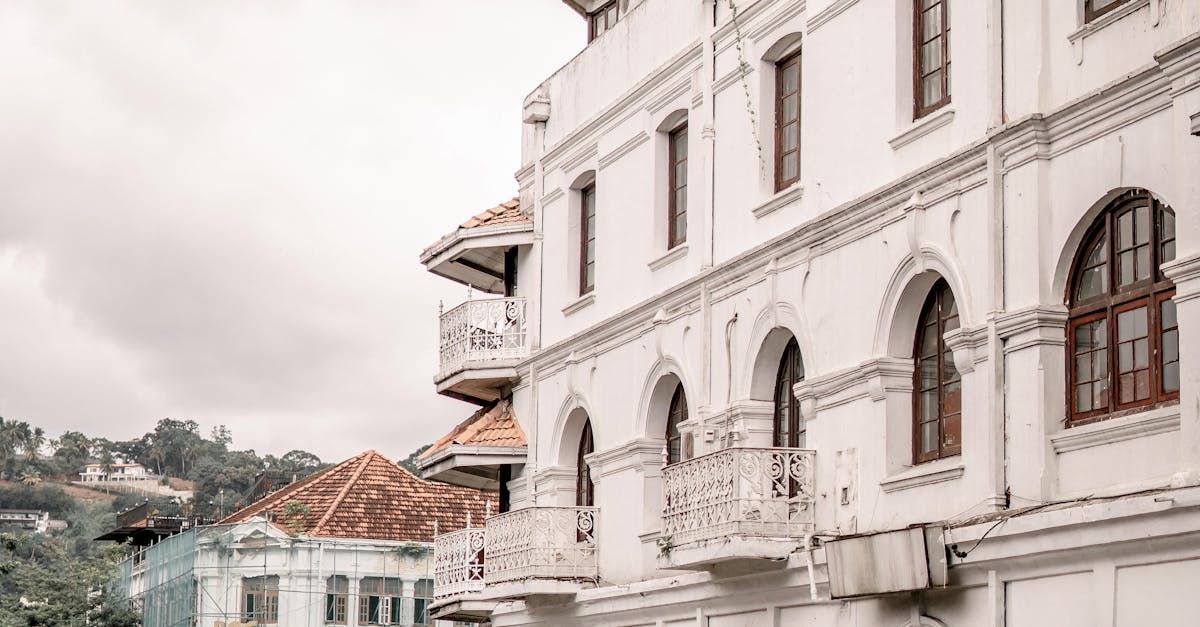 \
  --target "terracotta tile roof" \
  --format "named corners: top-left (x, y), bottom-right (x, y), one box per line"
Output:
top-left (420, 401), bottom-right (526, 461)
top-left (458, 197), bottom-right (527, 229)
top-left (220, 450), bottom-right (494, 542)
